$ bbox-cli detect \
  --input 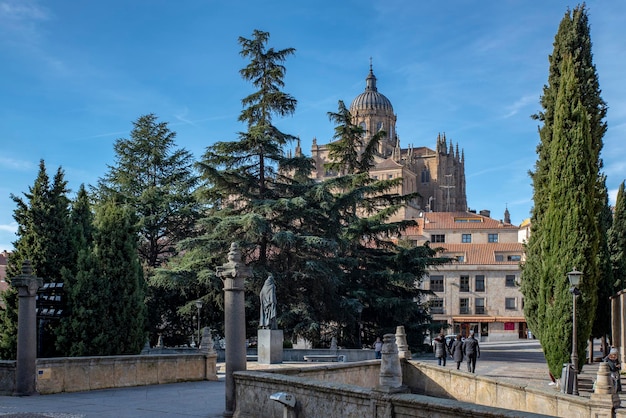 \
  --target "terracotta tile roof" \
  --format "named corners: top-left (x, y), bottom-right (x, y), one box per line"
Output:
top-left (421, 211), bottom-right (517, 230)
top-left (435, 243), bottom-right (524, 265)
